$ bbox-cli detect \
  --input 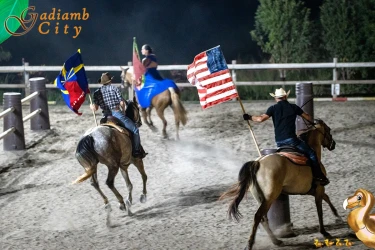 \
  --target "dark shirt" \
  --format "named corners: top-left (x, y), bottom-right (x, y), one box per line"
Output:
top-left (93, 85), bottom-right (123, 114)
top-left (265, 100), bottom-right (304, 142)
top-left (144, 54), bottom-right (163, 80)
top-left (145, 54), bottom-right (157, 65)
